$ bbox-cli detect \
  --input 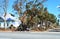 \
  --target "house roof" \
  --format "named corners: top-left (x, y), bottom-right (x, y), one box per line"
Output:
top-left (6, 18), bottom-right (15, 22)
top-left (0, 17), bottom-right (4, 22)
top-left (0, 16), bottom-right (15, 22)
